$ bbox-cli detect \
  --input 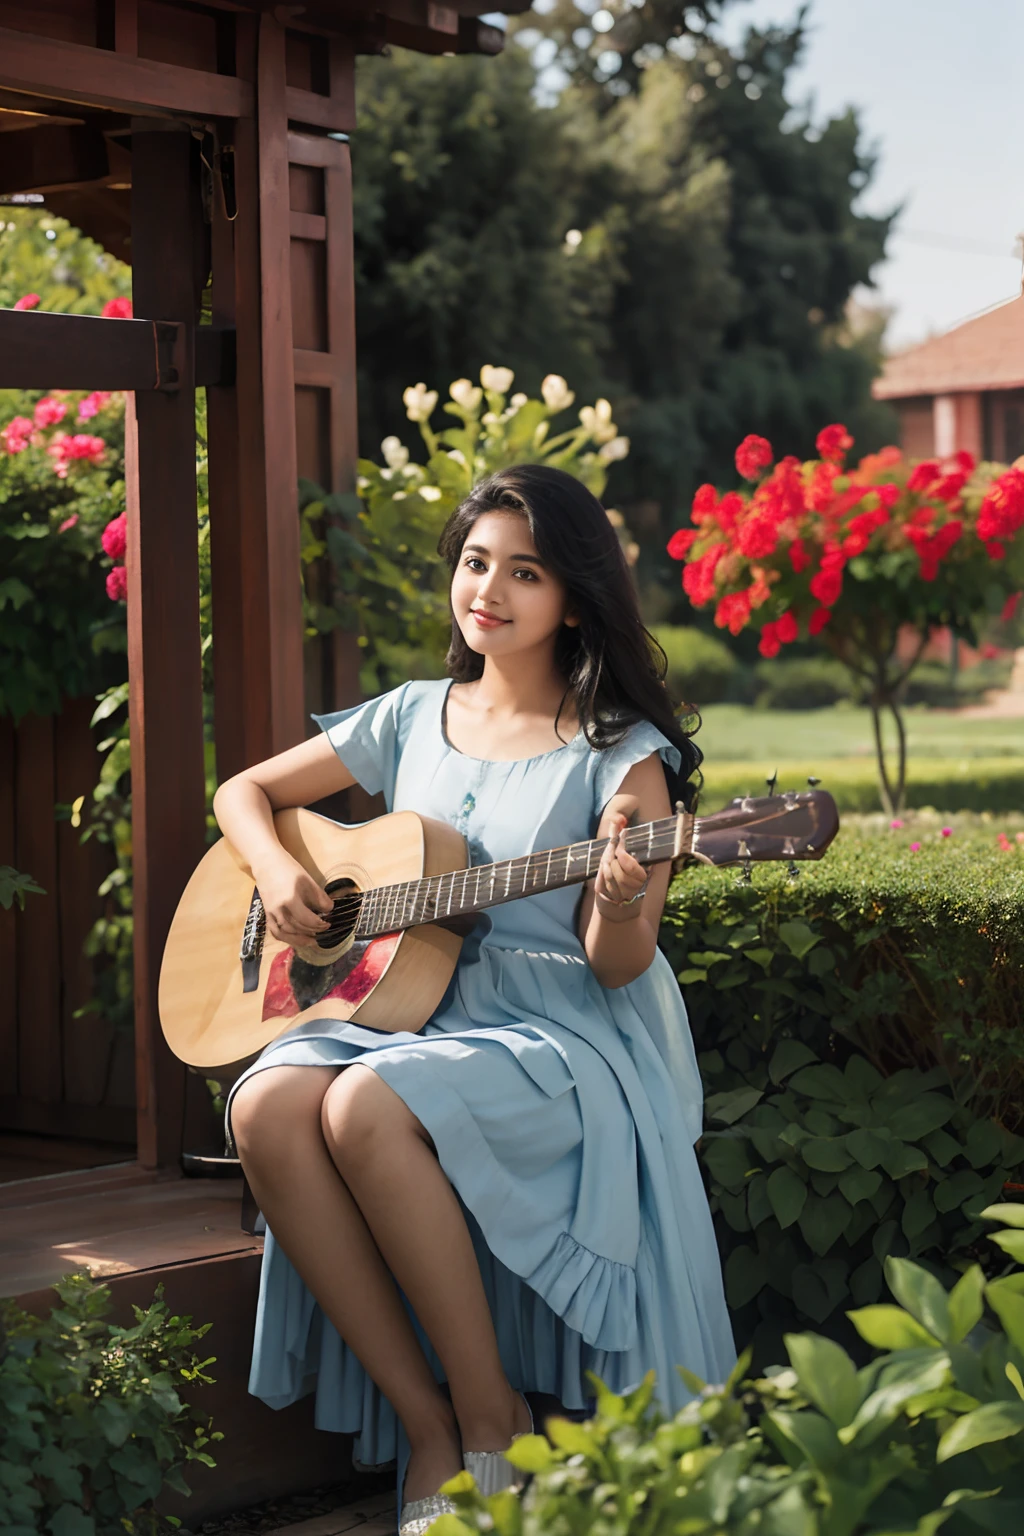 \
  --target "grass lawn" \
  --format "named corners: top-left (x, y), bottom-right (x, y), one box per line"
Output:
top-left (692, 706), bottom-right (1024, 814)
